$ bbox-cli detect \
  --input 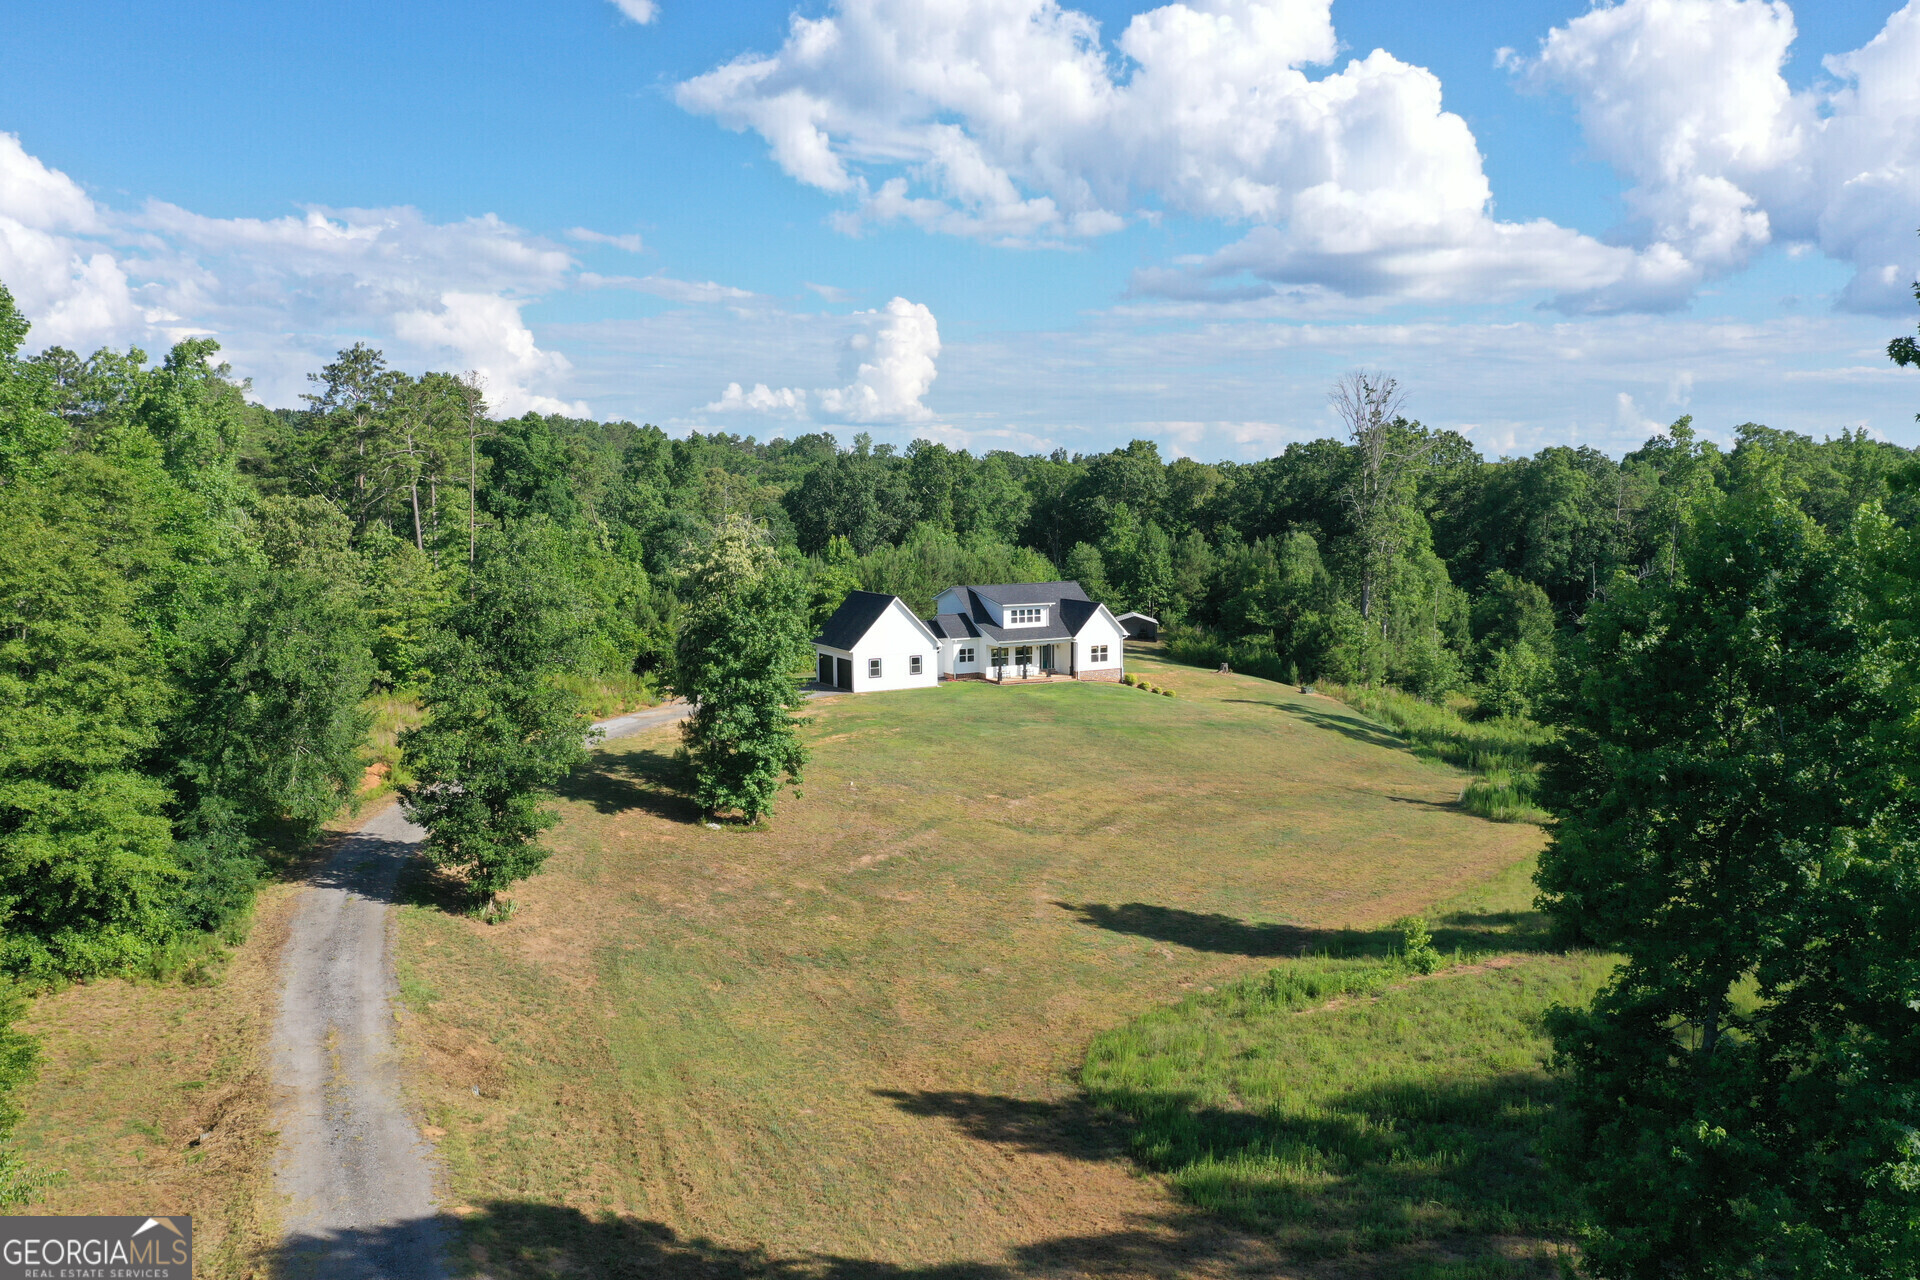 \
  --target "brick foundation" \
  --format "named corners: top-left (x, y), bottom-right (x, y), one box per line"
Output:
top-left (1076, 667), bottom-right (1124, 682)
